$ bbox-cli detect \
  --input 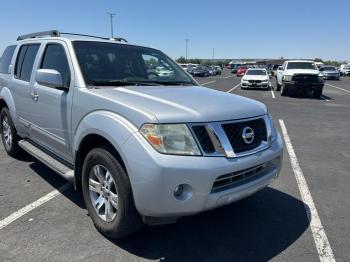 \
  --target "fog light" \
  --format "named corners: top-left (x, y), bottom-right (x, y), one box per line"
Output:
top-left (174, 185), bottom-right (184, 197)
